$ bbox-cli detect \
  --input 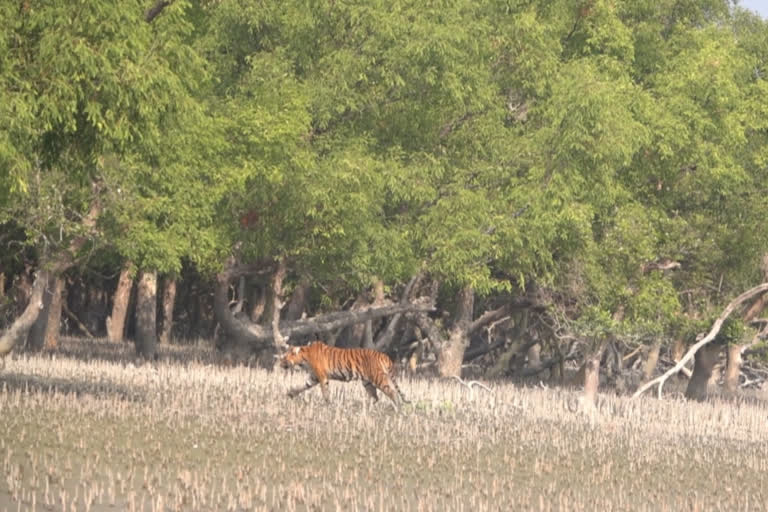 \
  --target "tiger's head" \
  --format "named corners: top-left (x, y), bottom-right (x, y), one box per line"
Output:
top-left (278, 345), bottom-right (305, 370)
